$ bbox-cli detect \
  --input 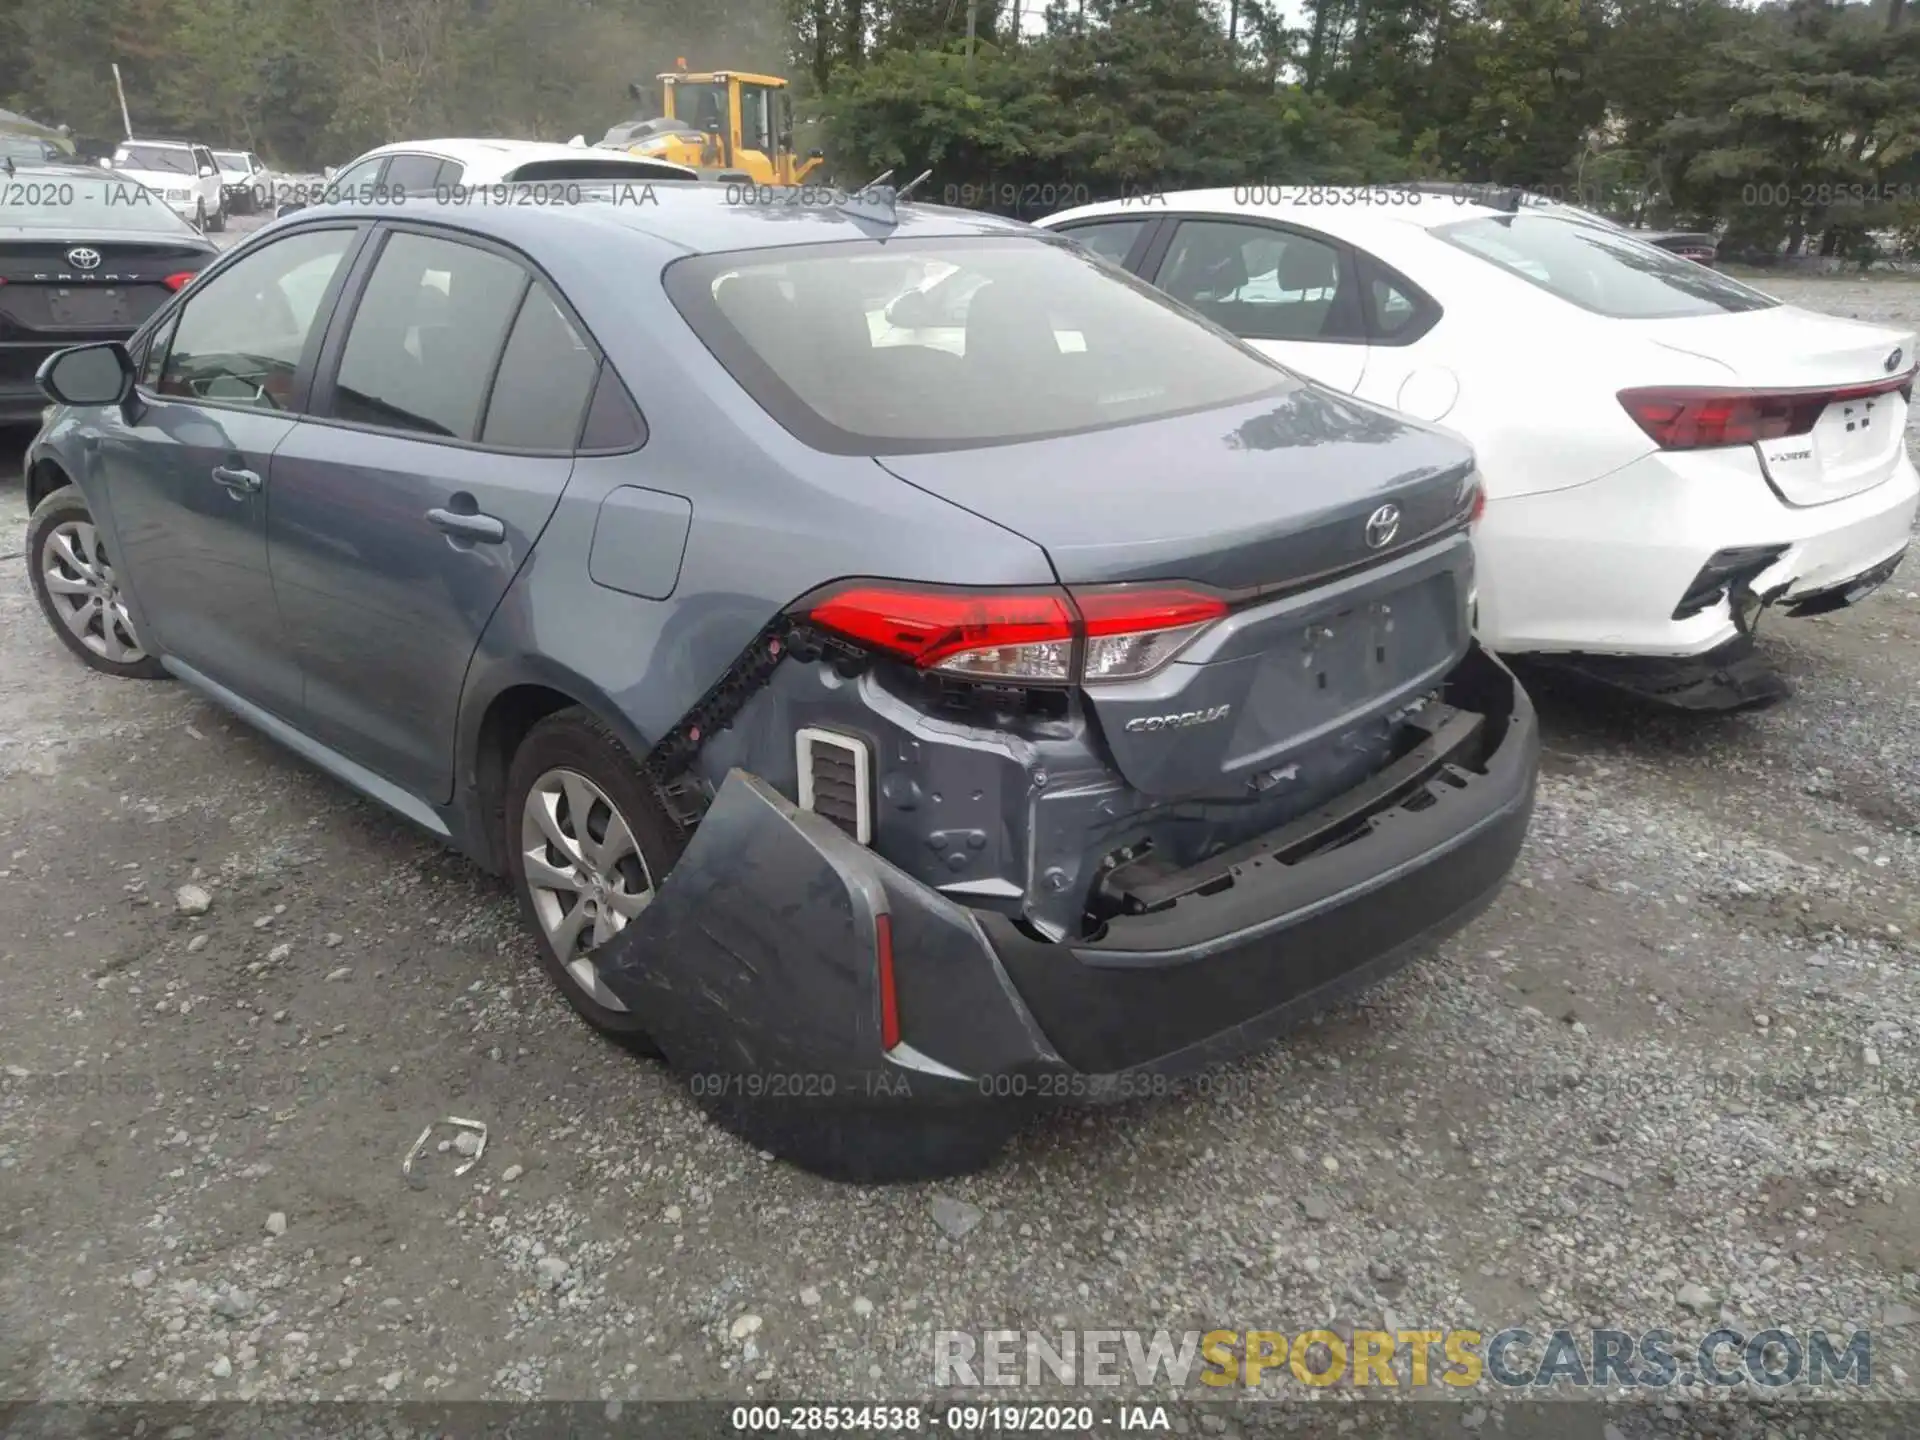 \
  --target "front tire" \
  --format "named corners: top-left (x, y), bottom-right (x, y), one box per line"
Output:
top-left (27, 487), bottom-right (167, 680)
top-left (504, 708), bottom-right (686, 1052)
top-left (207, 201), bottom-right (226, 232)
